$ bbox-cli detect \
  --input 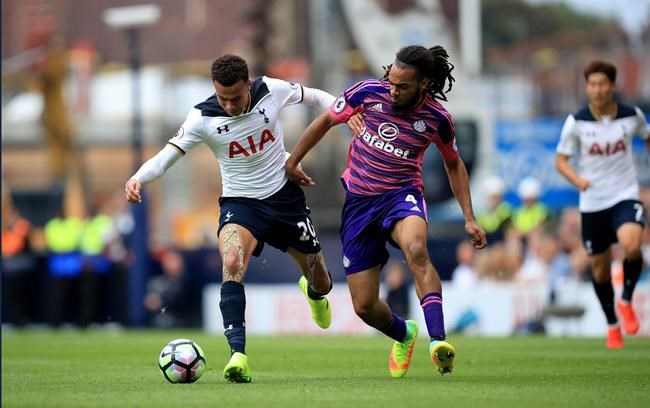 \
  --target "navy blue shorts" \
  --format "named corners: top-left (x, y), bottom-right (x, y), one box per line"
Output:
top-left (218, 180), bottom-right (321, 256)
top-left (340, 184), bottom-right (428, 275)
top-left (581, 199), bottom-right (645, 255)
